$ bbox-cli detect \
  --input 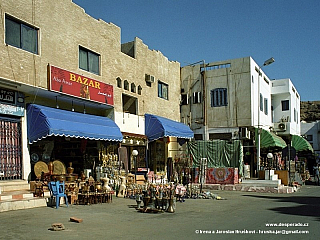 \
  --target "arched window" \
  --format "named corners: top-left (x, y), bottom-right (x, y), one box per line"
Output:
top-left (124, 80), bottom-right (129, 90)
top-left (138, 85), bottom-right (142, 95)
top-left (131, 83), bottom-right (136, 93)
top-left (117, 77), bottom-right (122, 88)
